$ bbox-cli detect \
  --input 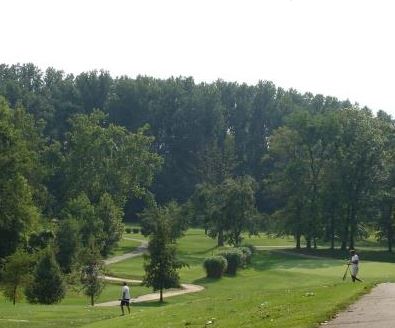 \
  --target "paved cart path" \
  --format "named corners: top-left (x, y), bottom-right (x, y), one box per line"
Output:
top-left (104, 238), bottom-right (148, 265)
top-left (321, 283), bottom-right (395, 328)
top-left (96, 279), bottom-right (204, 306)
